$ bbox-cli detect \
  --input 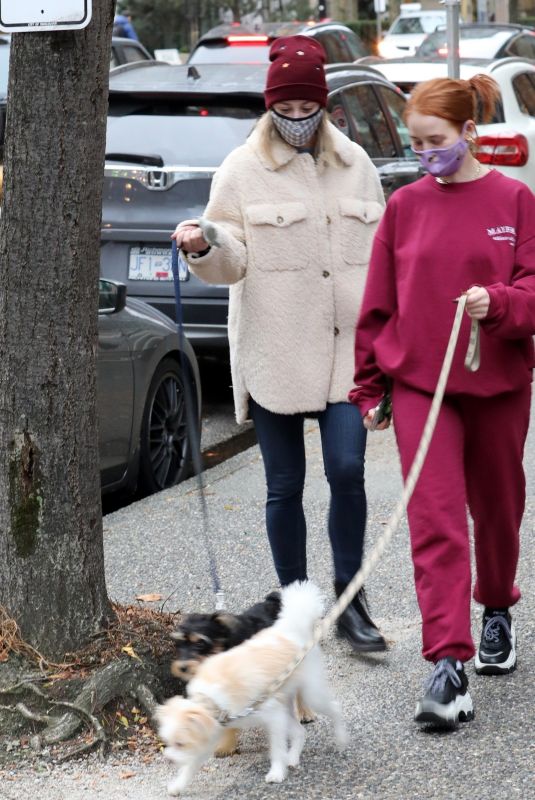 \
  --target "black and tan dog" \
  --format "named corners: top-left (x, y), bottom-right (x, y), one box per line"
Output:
top-left (170, 591), bottom-right (314, 755)
top-left (171, 591), bottom-right (282, 683)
